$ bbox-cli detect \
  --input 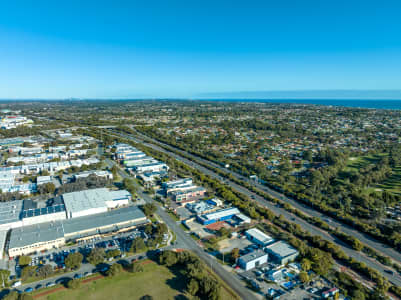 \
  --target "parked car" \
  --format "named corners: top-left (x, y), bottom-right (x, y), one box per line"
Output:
top-left (11, 281), bottom-right (22, 288)
top-left (25, 287), bottom-right (33, 293)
